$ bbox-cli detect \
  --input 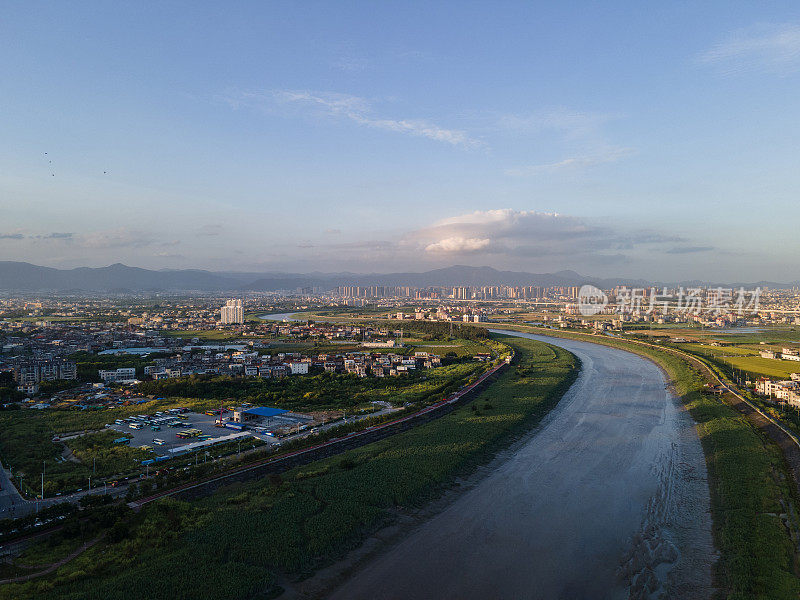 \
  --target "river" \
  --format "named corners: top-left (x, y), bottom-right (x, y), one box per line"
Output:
top-left (326, 329), bottom-right (715, 600)
top-left (259, 312), bottom-right (303, 322)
